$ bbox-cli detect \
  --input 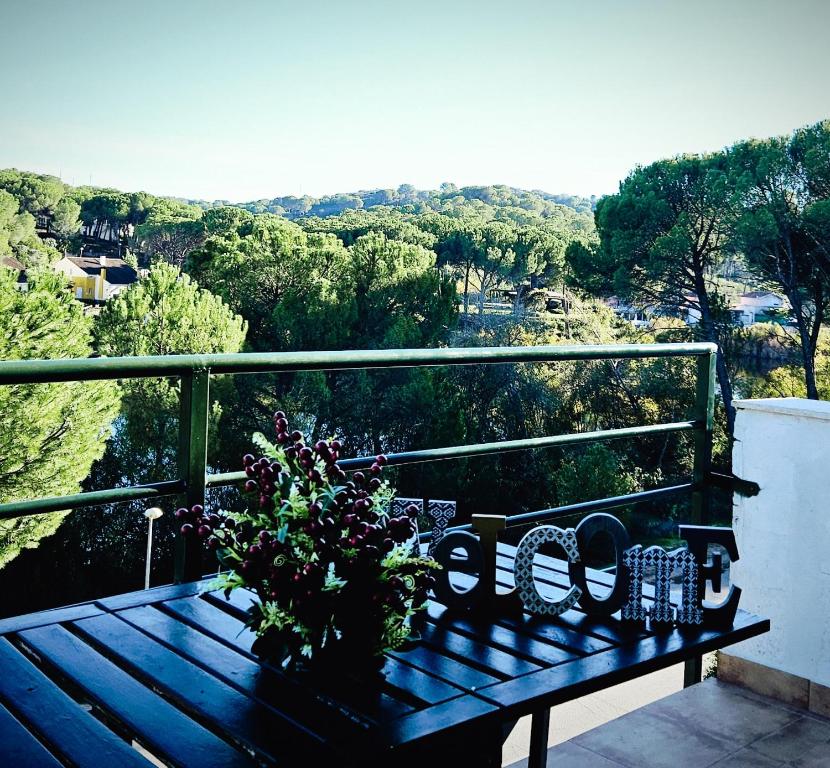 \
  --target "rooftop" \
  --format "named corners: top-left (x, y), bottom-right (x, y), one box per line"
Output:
top-left (65, 255), bottom-right (138, 286)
